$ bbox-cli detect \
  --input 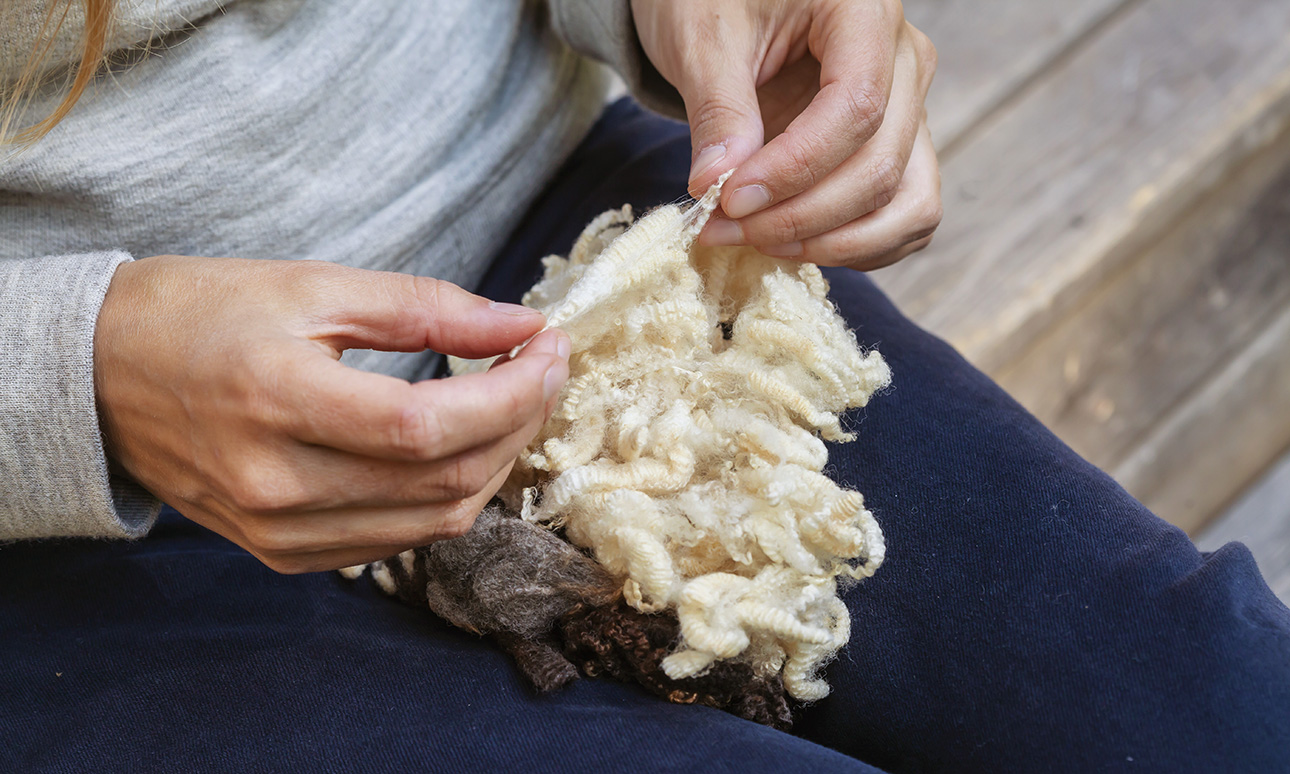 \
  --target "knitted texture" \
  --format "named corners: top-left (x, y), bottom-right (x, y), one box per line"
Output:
top-left (459, 177), bottom-right (892, 700)
top-left (0, 0), bottom-right (683, 540)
